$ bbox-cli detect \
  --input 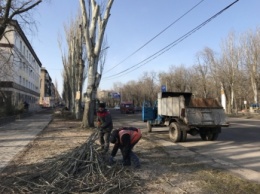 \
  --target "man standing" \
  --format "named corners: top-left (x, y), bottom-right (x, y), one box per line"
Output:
top-left (96, 102), bottom-right (113, 153)
top-left (109, 127), bottom-right (142, 168)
